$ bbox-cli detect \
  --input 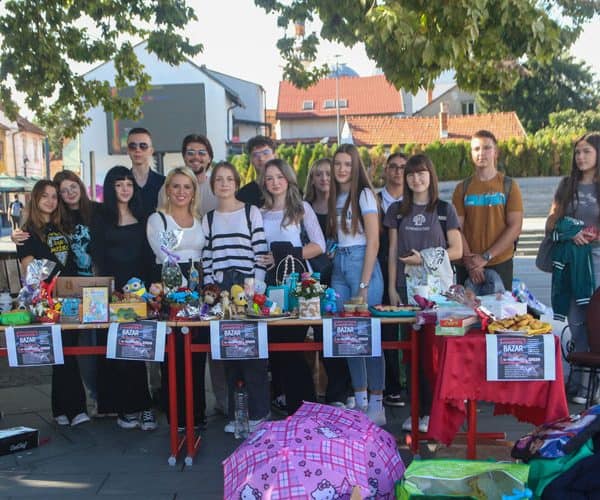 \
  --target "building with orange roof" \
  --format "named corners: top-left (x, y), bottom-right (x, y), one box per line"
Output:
top-left (275, 74), bottom-right (406, 143)
top-left (346, 108), bottom-right (526, 147)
